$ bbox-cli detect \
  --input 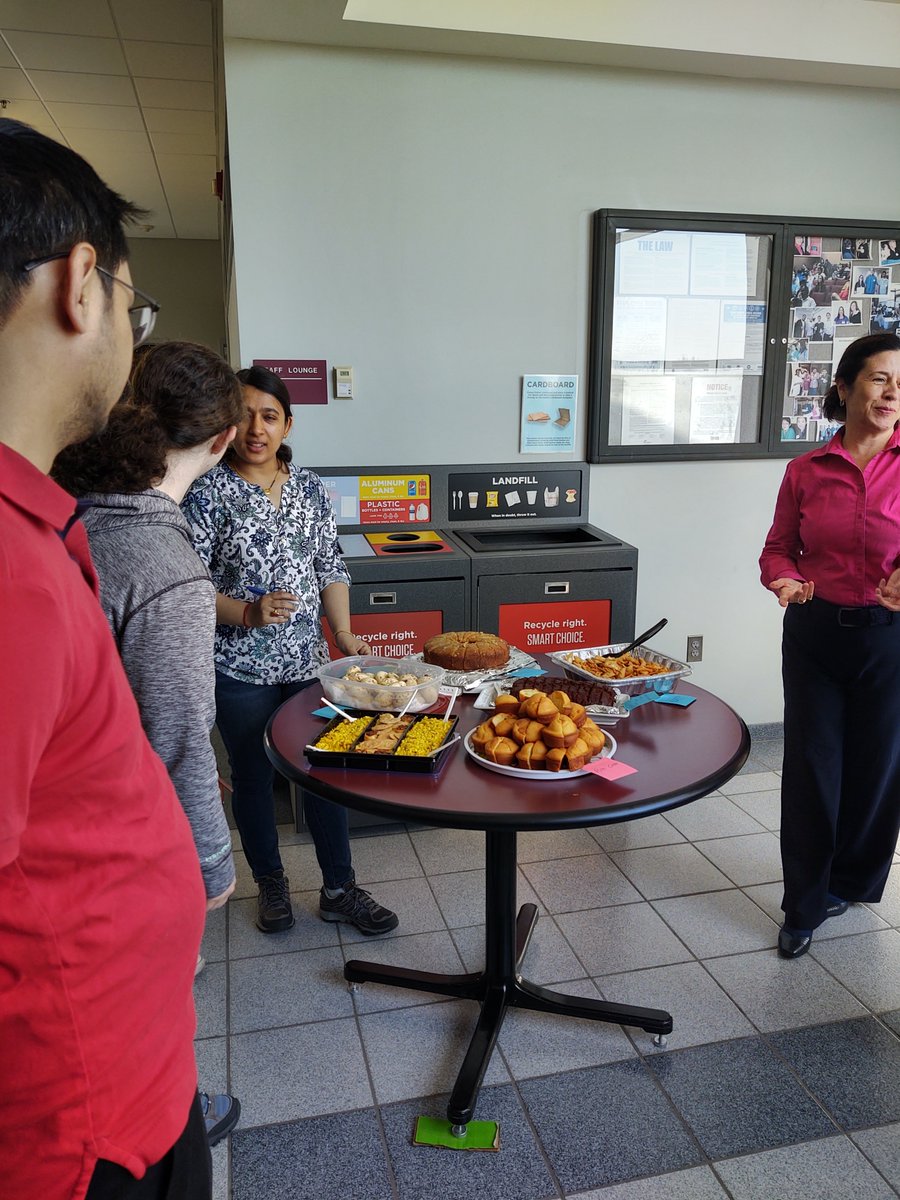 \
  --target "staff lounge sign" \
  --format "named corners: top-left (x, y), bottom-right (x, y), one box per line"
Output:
top-left (253, 359), bottom-right (327, 404)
